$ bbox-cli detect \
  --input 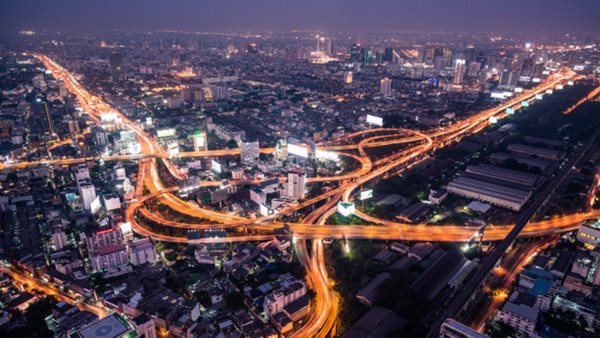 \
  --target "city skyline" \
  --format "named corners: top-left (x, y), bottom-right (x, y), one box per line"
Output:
top-left (0, 3), bottom-right (599, 338)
